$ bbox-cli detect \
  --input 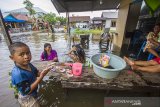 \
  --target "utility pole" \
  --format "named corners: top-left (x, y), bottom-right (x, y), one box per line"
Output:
top-left (0, 10), bottom-right (12, 49)
top-left (66, 12), bottom-right (70, 36)
top-left (66, 12), bottom-right (71, 49)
